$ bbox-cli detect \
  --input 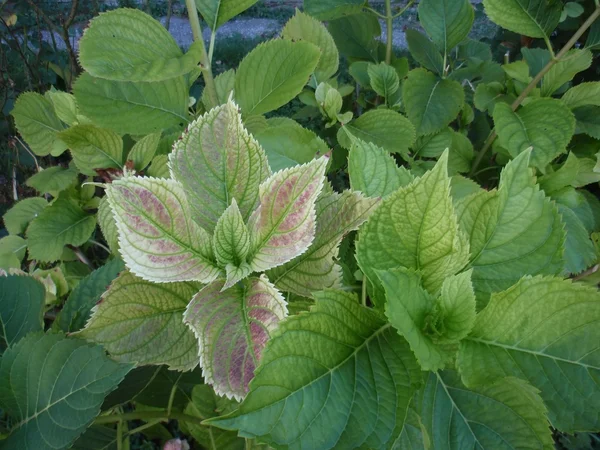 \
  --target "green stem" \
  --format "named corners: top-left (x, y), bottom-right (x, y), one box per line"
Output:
top-left (385, 0), bottom-right (393, 65)
top-left (166, 375), bottom-right (181, 416)
top-left (185, 0), bottom-right (218, 107)
top-left (124, 419), bottom-right (162, 438)
top-left (117, 420), bottom-right (123, 450)
top-left (392, 0), bottom-right (415, 19)
top-left (208, 30), bottom-right (217, 64)
top-left (469, 6), bottom-right (600, 177)
top-left (94, 411), bottom-right (201, 425)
